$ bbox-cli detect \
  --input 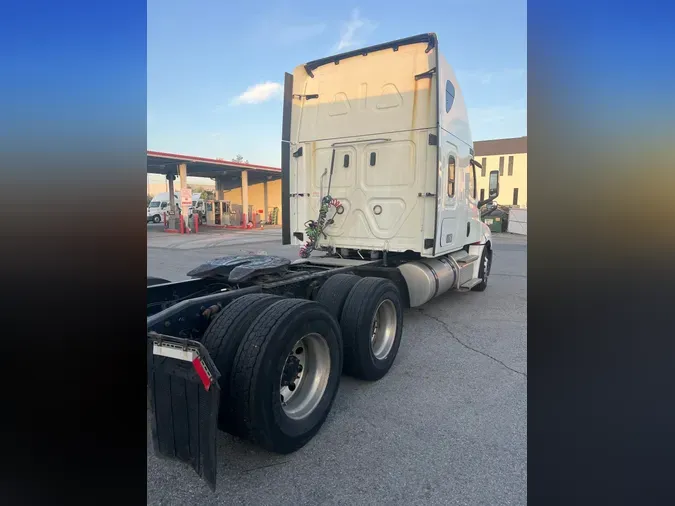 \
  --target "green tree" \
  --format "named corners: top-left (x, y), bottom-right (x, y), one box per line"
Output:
top-left (191, 186), bottom-right (214, 201)
top-left (232, 154), bottom-right (249, 164)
